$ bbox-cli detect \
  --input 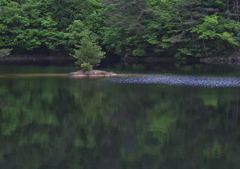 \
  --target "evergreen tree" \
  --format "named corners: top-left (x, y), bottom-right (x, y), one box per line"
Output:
top-left (72, 33), bottom-right (105, 71)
